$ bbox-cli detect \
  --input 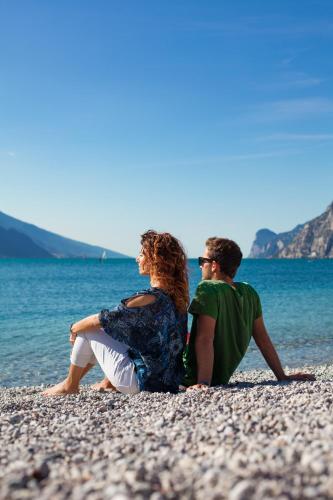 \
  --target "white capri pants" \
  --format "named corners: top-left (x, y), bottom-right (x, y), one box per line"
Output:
top-left (70, 328), bottom-right (140, 395)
